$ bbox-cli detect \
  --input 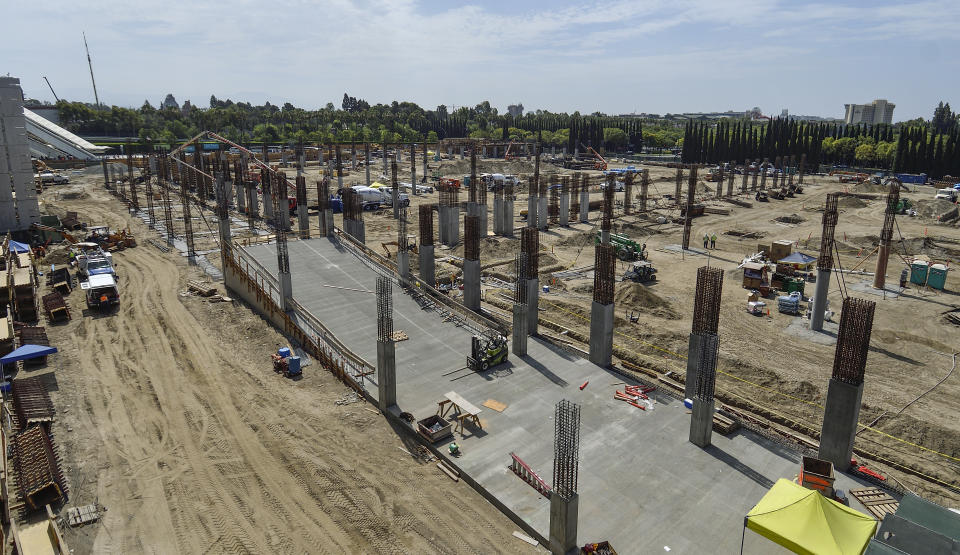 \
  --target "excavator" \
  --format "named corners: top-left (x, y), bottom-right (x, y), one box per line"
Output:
top-left (381, 236), bottom-right (418, 258)
top-left (504, 140), bottom-right (518, 161)
top-left (580, 143), bottom-right (608, 171)
top-left (30, 223), bottom-right (79, 244)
